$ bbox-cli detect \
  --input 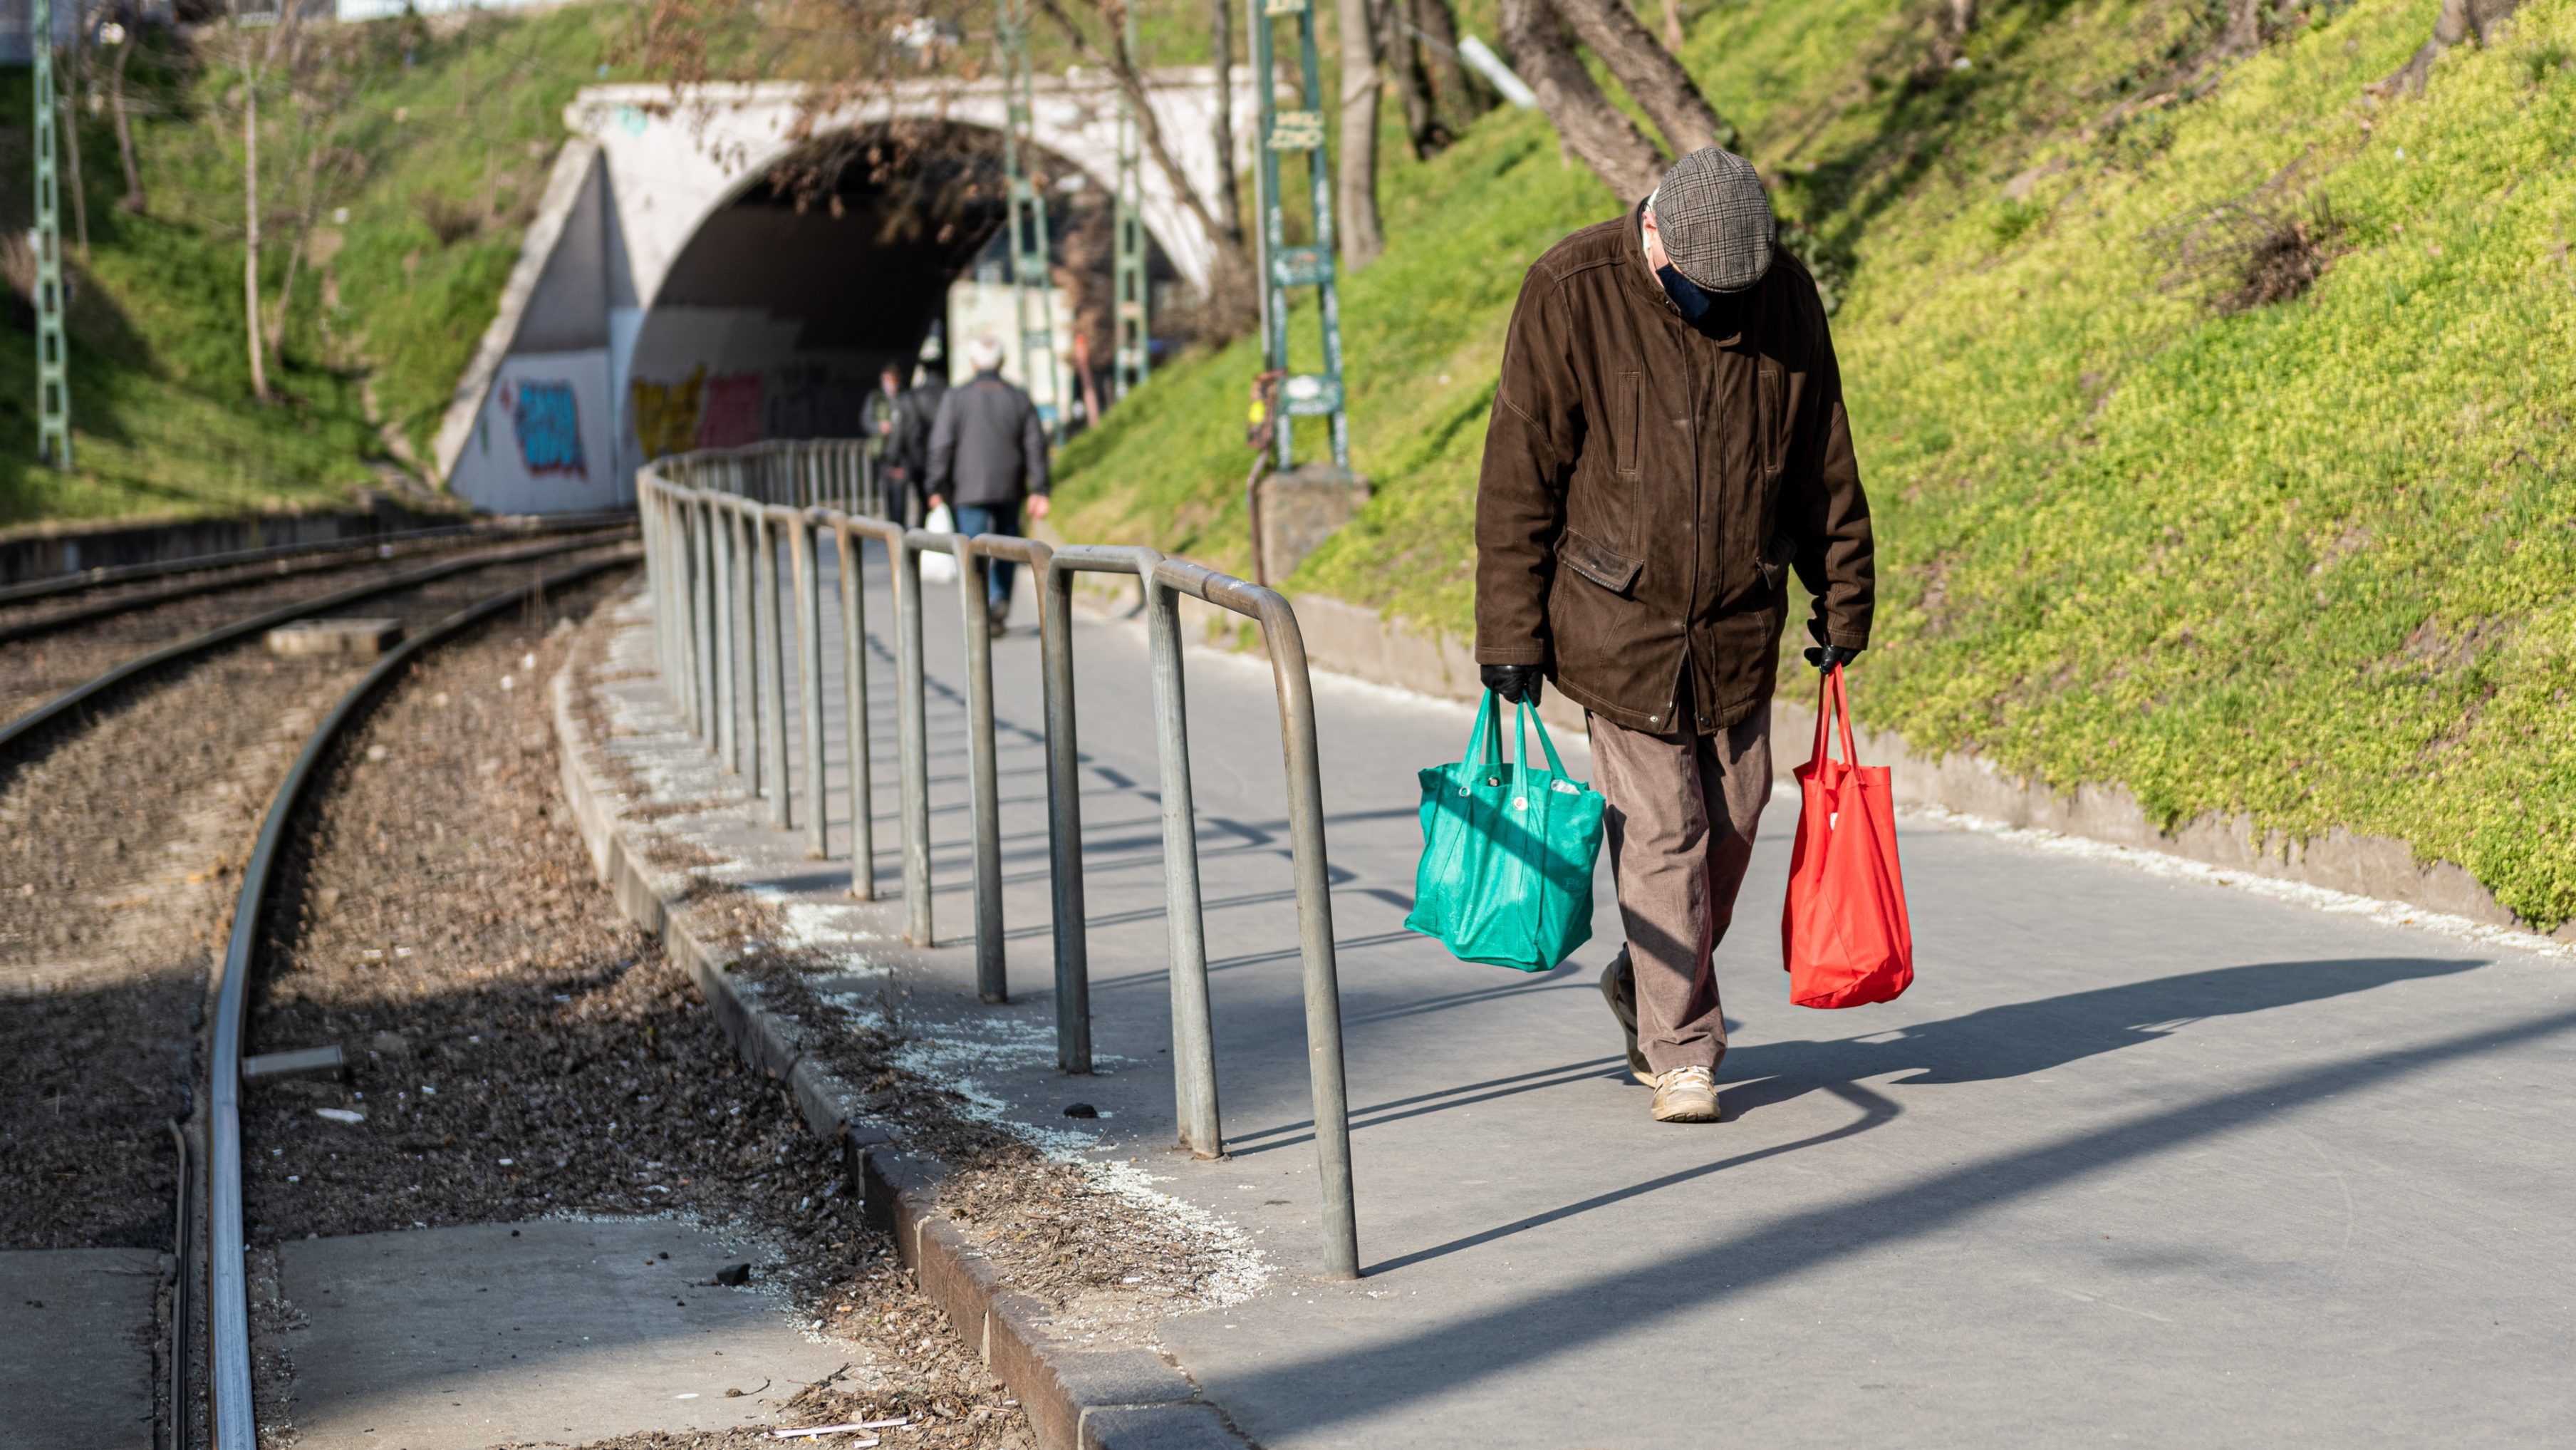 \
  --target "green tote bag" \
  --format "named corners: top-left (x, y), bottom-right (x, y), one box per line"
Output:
top-left (1404, 692), bottom-right (1606, 973)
